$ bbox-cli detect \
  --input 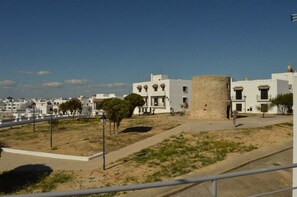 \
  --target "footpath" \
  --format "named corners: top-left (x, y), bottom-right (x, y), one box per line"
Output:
top-left (0, 115), bottom-right (292, 172)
